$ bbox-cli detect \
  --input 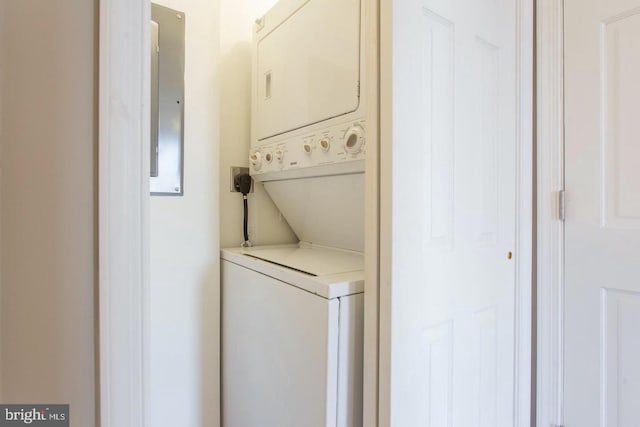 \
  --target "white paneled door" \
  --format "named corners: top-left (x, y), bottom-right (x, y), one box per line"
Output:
top-left (380, 0), bottom-right (522, 425)
top-left (564, 0), bottom-right (640, 426)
